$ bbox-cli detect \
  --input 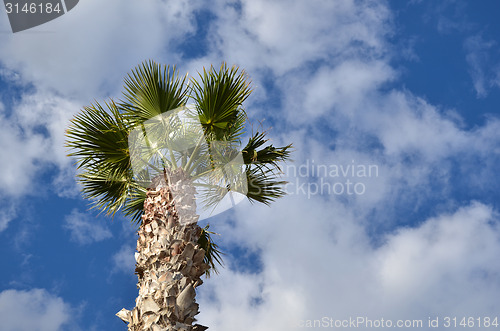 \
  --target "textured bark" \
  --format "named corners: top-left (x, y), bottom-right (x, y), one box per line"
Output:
top-left (117, 169), bottom-right (209, 331)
